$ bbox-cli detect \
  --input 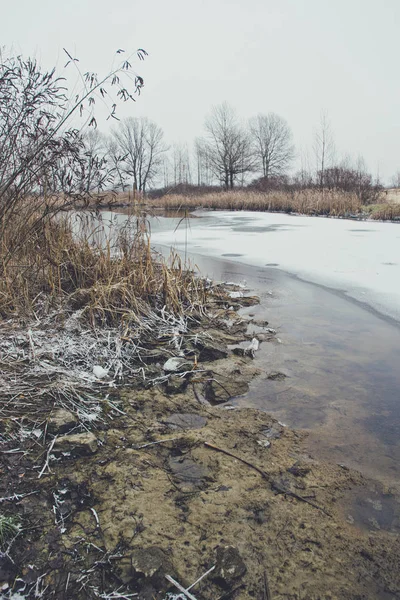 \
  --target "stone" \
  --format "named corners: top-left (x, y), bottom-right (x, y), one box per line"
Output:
top-left (54, 432), bottom-right (98, 457)
top-left (47, 408), bottom-right (78, 435)
top-left (234, 295), bottom-right (260, 307)
top-left (163, 357), bottom-right (188, 373)
top-left (203, 375), bottom-right (248, 404)
top-left (163, 413), bottom-right (207, 430)
top-left (114, 547), bottom-right (173, 586)
top-left (164, 375), bottom-right (188, 395)
top-left (212, 546), bottom-right (247, 588)
top-left (267, 371), bottom-right (287, 381)
top-left (193, 338), bottom-right (228, 362)
top-left (168, 456), bottom-right (209, 492)
top-left (288, 461), bottom-right (311, 477)
top-left (260, 425), bottom-right (282, 440)
top-left (0, 552), bottom-right (17, 582)
top-left (232, 347), bottom-right (245, 357)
